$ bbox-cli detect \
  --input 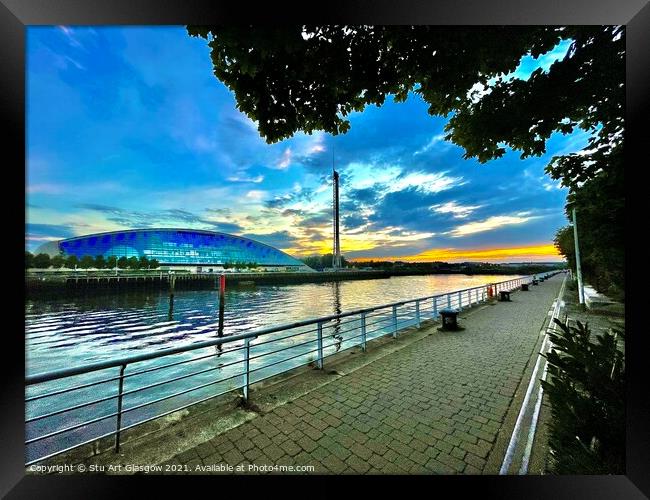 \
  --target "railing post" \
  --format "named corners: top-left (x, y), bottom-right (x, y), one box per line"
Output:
top-left (360, 313), bottom-right (367, 352)
top-left (415, 300), bottom-right (421, 328)
top-left (392, 305), bottom-right (398, 338)
top-left (433, 296), bottom-right (438, 318)
top-left (447, 293), bottom-right (451, 309)
top-left (243, 338), bottom-right (251, 401)
top-left (316, 321), bottom-right (324, 369)
top-left (458, 291), bottom-right (463, 311)
top-left (114, 364), bottom-right (126, 453)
